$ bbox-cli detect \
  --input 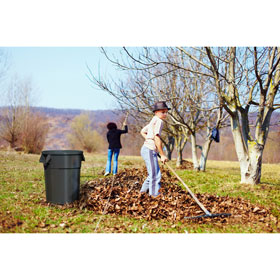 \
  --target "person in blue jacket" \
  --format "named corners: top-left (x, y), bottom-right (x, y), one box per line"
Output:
top-left (104, 118), bottom-right (128, 176)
